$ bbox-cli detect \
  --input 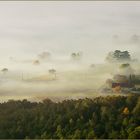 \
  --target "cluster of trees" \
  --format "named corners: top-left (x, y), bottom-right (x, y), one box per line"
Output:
top-left (1, 68), bottom-right (8, 74)
top-left (120, 63), bottom-right (130, 68)
top-left (38, 51), bottom-right (51, 61)
top-left (48, 69), bottom-right (57, 79)
top-left (71, 52), bottom-right (83, 61)
top-left (106, 50), bottom-right (131, 63)
top-left (32, 51), bottom-right (51, 66)
top-left (33, 60), bottom-right (40, 65)
top-left (0, 95), bottom-right (140, 139)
